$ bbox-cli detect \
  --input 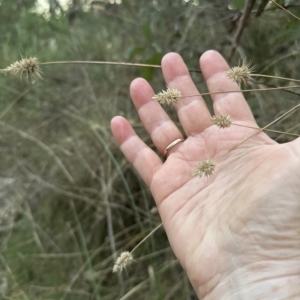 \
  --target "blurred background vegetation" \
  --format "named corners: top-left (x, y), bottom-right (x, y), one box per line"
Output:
top-left (0, 0), bottom-right (299, 299)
